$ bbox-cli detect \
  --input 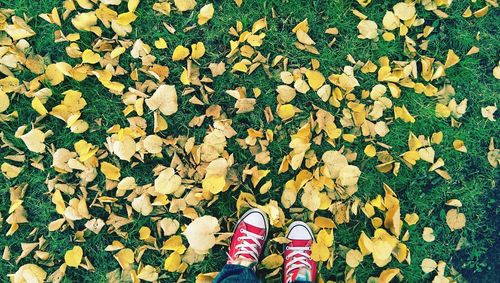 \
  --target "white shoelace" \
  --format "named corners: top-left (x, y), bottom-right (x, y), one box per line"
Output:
top-left (229, 228), bottom-right (264, 262)
top-left (285, 246), bottom-right (312, 281)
